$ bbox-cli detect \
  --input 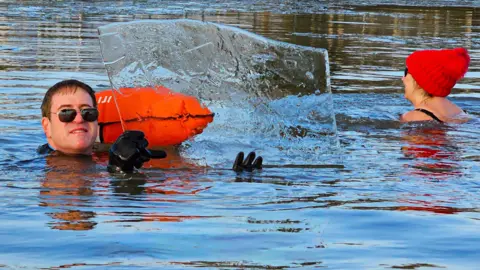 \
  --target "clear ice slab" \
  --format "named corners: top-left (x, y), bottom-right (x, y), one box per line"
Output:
top-left (98, 19), bottom-right (338, 166)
